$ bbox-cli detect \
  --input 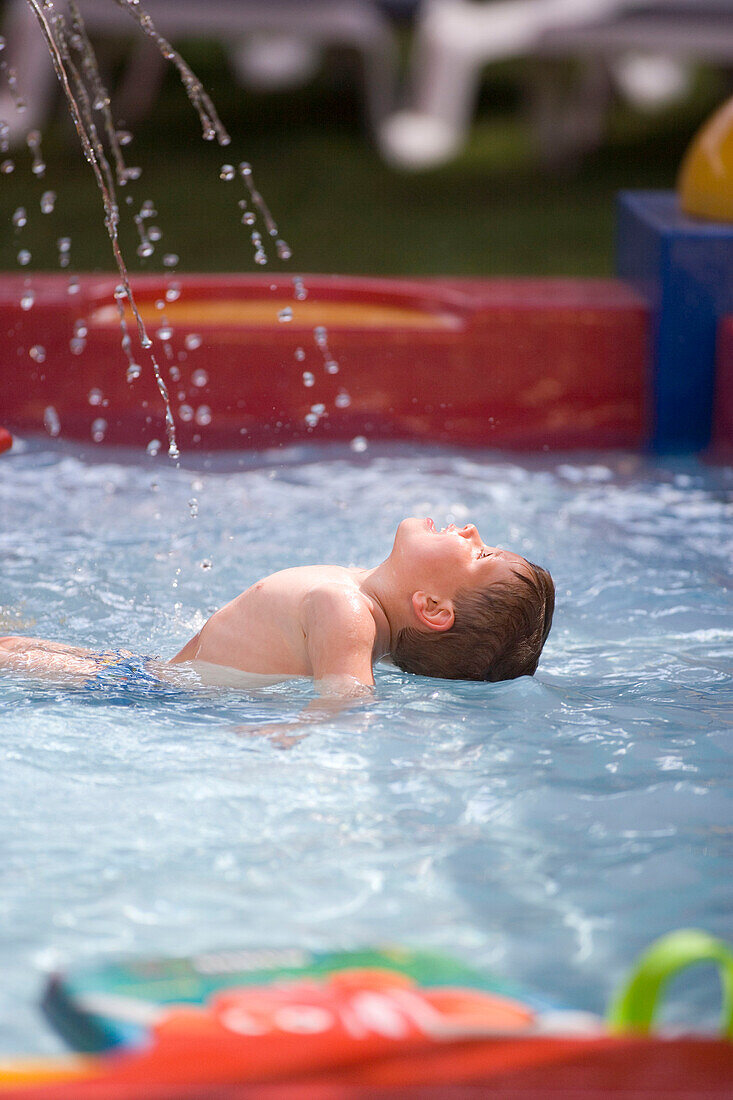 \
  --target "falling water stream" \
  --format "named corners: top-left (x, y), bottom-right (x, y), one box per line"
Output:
top-left (13, 0), bottom-right (312, 461)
